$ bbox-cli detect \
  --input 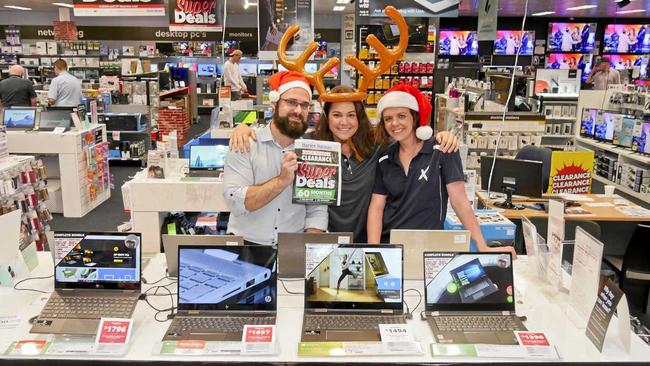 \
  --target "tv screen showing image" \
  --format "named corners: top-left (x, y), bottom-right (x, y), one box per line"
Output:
top-left (439, 31), bottom-right (478, 56)
top-left (197, 64), bottom-right (217, 77)
top-left (580, 108), bottom-right (598, 137)
top-left (547, 23), bottom-right (597, 53)
top-left (224, 40), bottom-right (240, 55)
top-left (603, 24), bottom-right (650, 54)
top-left (595, 112), bottom-right (618, 142)
top-left (546, 53), bottom-right (593, 80)
top-left (493, 30), bottom-right (535, 55)
top-left (606, 54), bottom-right (649, 71)
top-left (632, 121), bottom-right (650, 153)
top-left (239, 63), bottom-right (257, 75)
